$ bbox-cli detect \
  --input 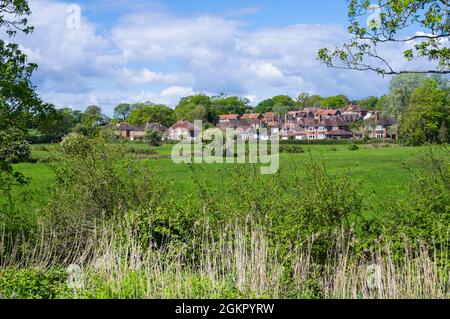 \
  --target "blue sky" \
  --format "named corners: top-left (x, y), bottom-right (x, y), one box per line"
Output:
top-left (9, 0), bottom-right (417, 115)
